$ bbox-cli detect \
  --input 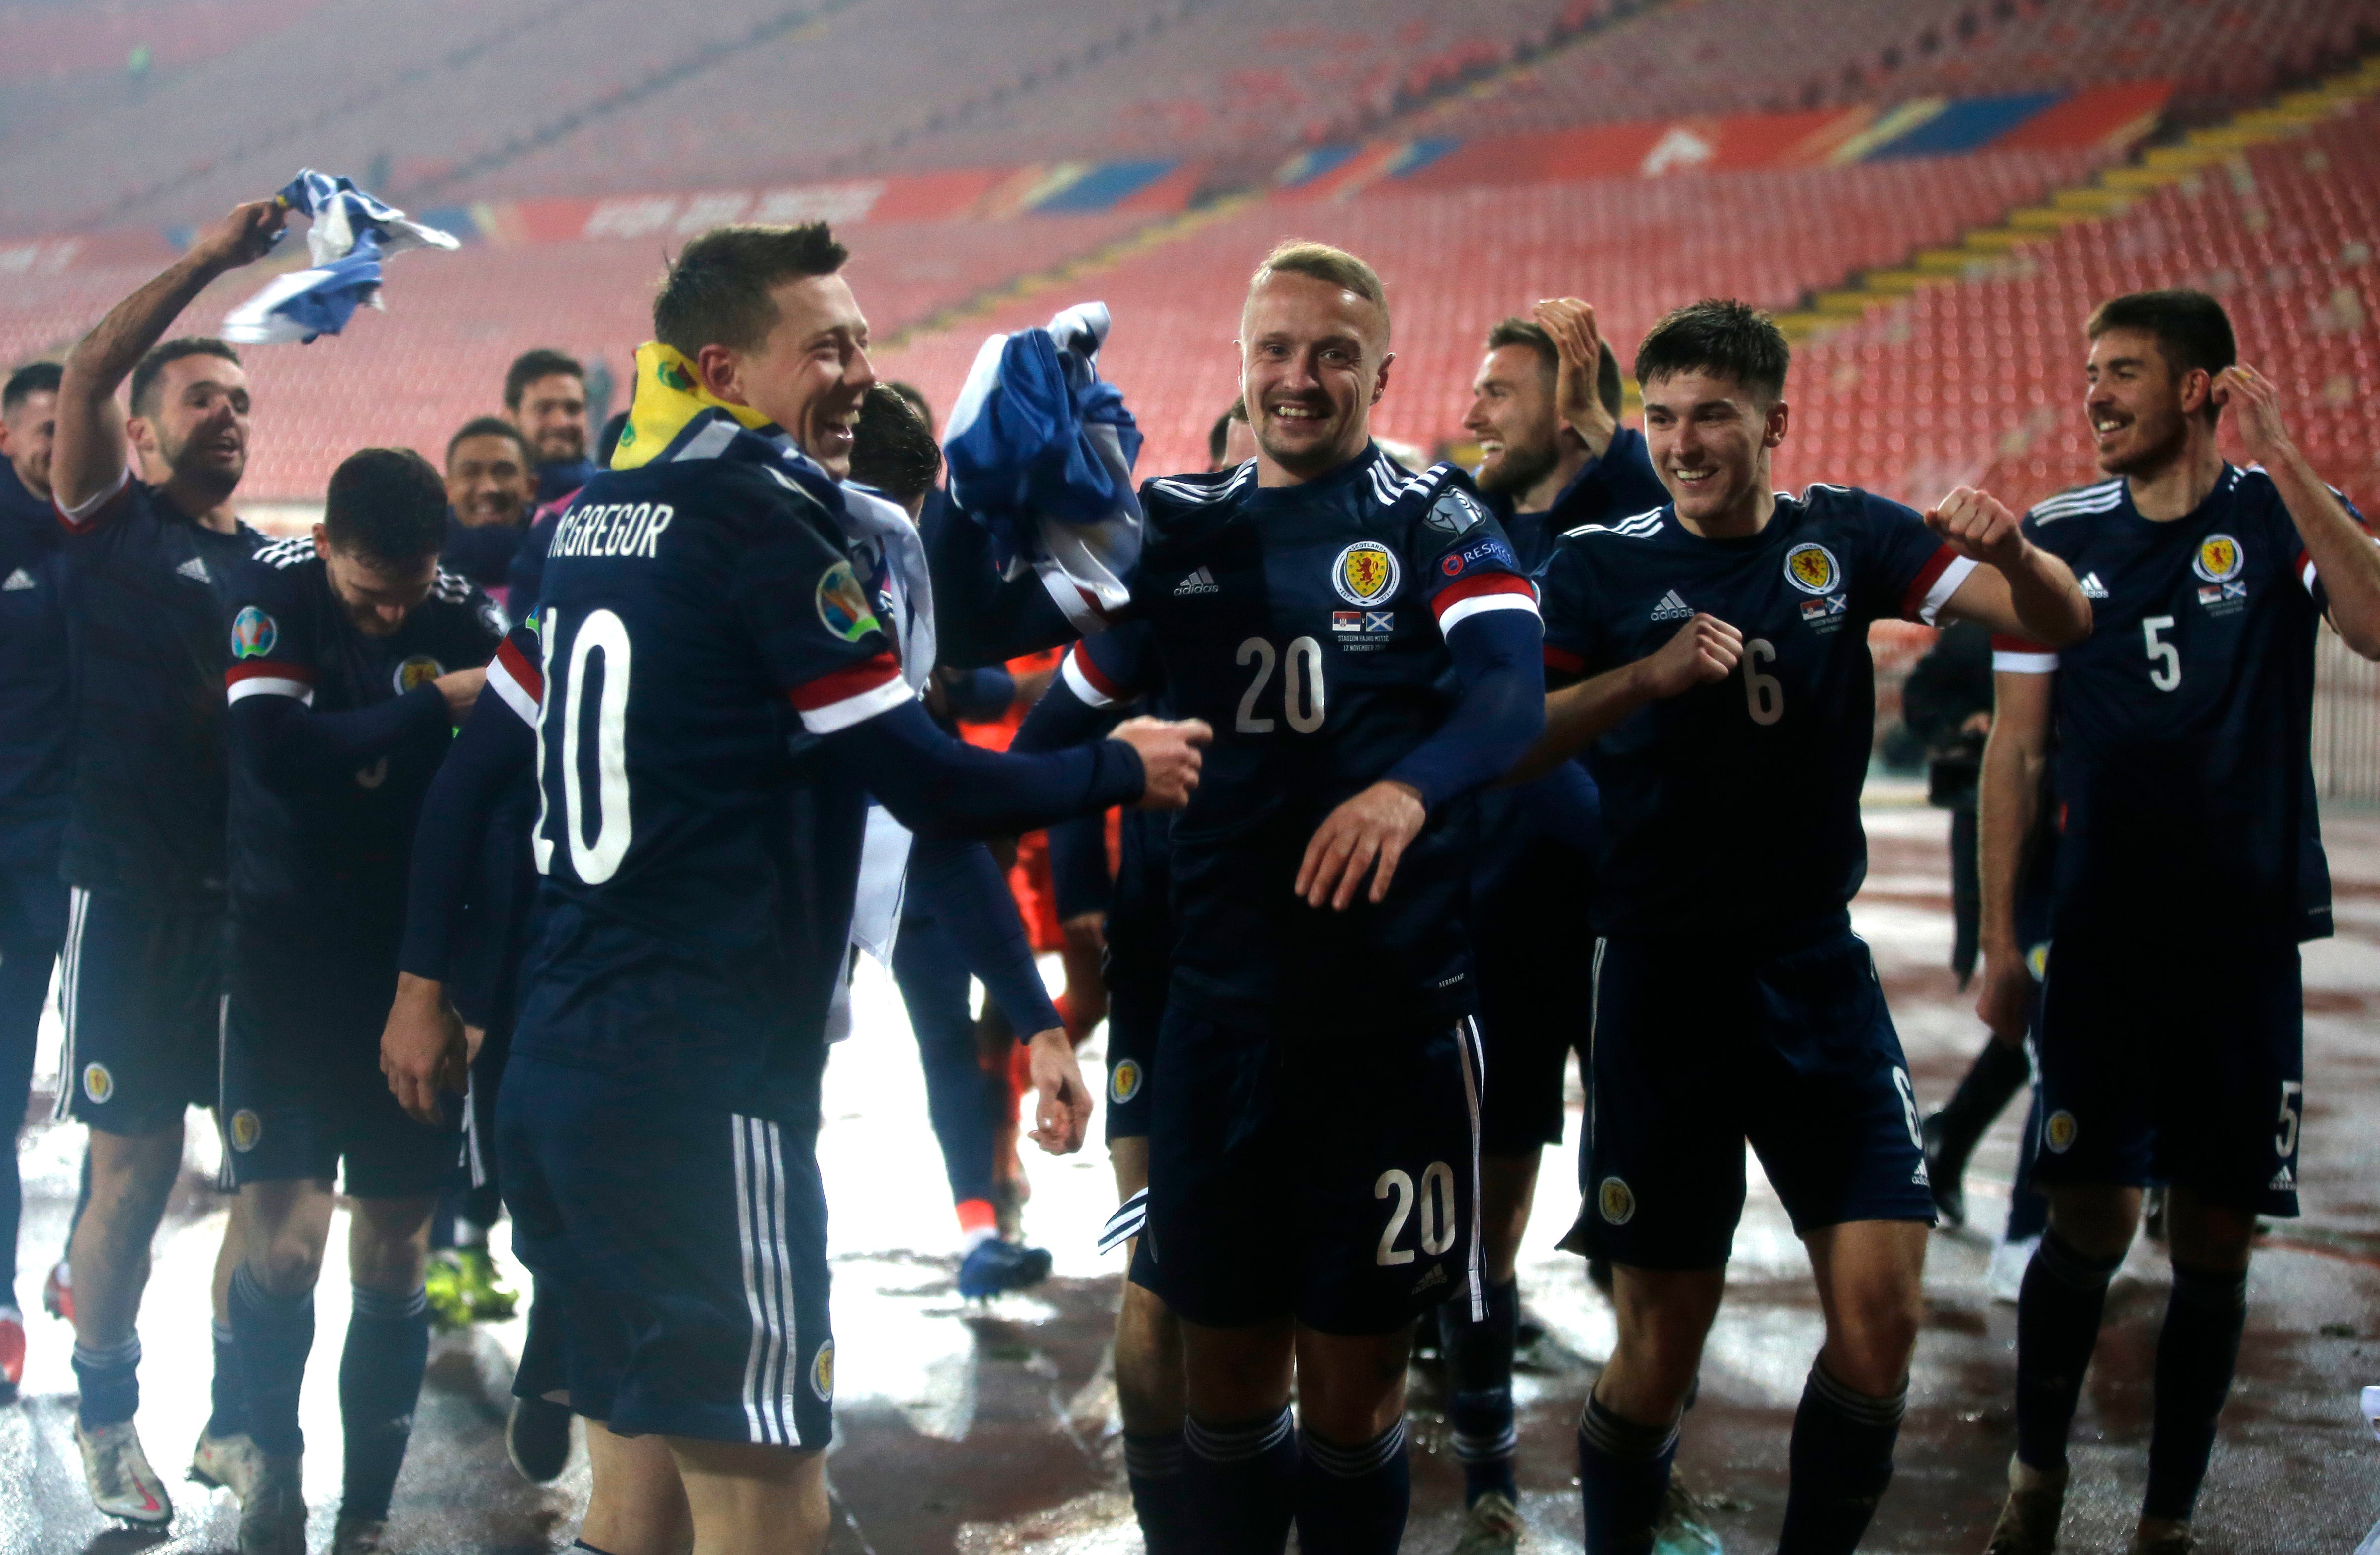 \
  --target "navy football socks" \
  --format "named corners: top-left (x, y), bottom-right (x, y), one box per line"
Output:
top-left (1576, 1392), bottom-right (1678, 1555)
top-left (2014, 1231), bottom-right (2123, 1473)
top-left (1295, 1417), bottom-right (1410, 1555)
top-left (1440, 1278), bottom-right (1521, 1506)
top-left (2142, 1262), bottom-right (2248, 1522)
top-left (229, 1262), bottom-right (316, 1458)
top-left (340, 1283), bottom-right (431, 1521)
top-left (1122, 1429), bottom-right (1190, 1554)
top-left (1779, 1363), bottom-right (1906, 1553)
top-left (71, 1333), bottom-right (141, 1429)
top-left (207, 1319), bottom-right (250, 1440)
top-left (1181, 1406), bottom-right (1297, 1552)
